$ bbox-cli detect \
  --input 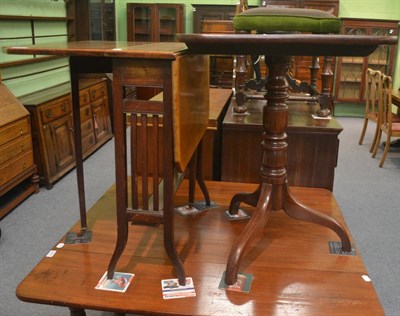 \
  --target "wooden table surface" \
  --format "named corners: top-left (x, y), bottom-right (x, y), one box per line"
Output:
top-left (16, 181), bottom-right (383, 315)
